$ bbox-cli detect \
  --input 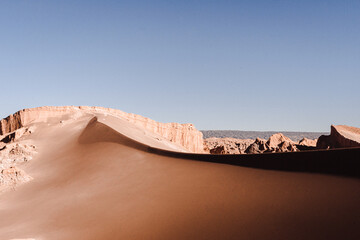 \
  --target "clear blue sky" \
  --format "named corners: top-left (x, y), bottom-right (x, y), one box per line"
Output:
top-left (1, 0), bottom-right (359, 131)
